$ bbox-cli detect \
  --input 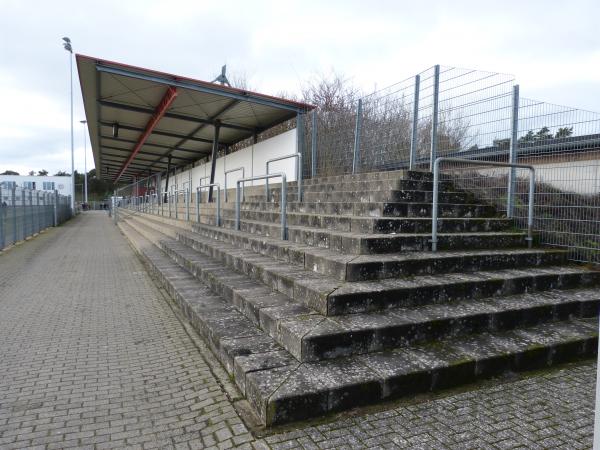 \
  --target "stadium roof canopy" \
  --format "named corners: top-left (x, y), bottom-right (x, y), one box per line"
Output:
top-left (77, 54), bottom-right (313, 183)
